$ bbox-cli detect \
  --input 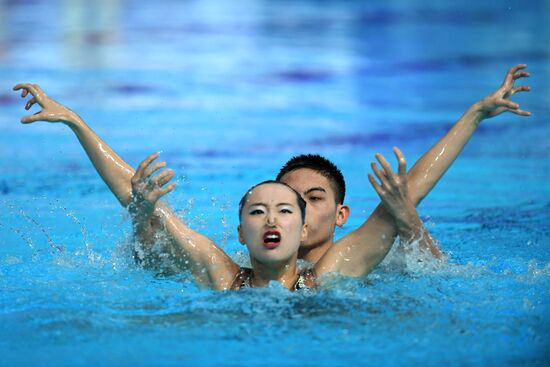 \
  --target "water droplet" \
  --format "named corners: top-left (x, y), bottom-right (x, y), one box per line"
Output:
top-left (523, 297), bottom-right (534, 311)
